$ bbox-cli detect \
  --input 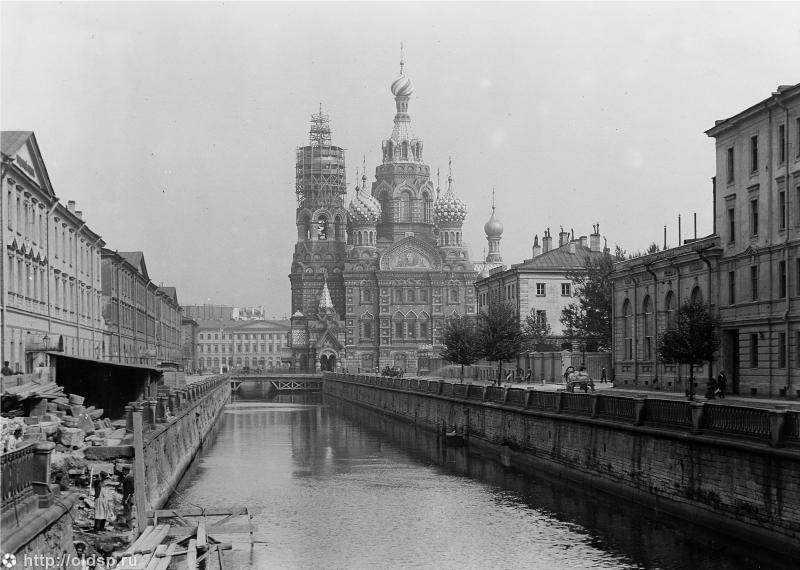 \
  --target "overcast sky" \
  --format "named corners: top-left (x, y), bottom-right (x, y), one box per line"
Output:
top-left (2, 2), bottom-right (799, 315)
